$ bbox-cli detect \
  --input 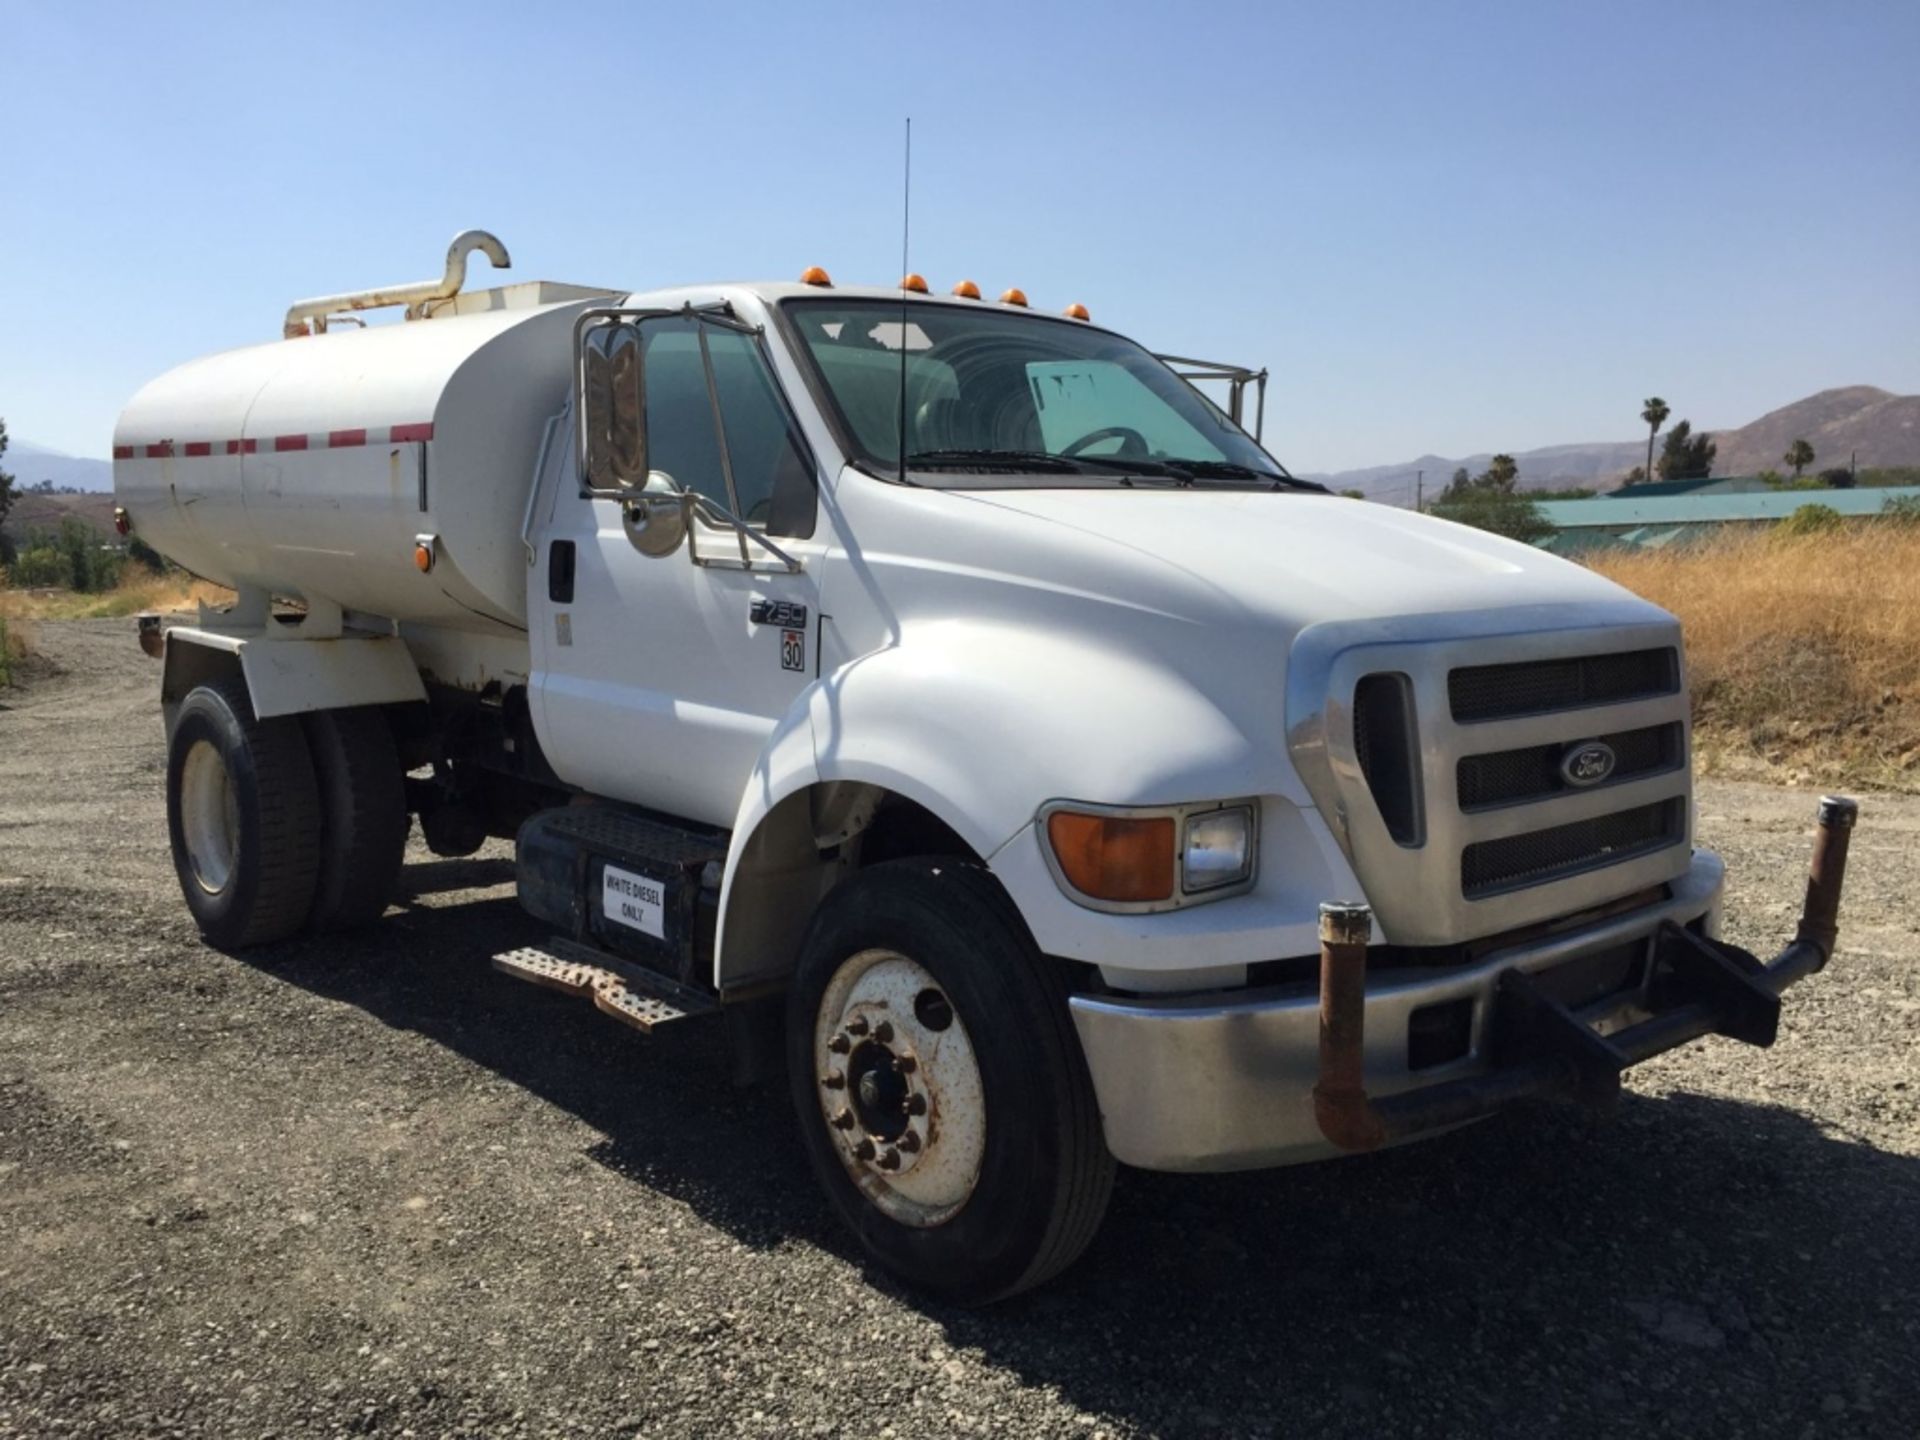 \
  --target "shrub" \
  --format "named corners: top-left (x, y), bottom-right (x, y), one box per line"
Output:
top-left (1882, 494), bottom-right (1920, 526)
top-left (1773, 503), bottom-right (1844, 539)
top-left (1, 518), bottom-right (123, 592)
